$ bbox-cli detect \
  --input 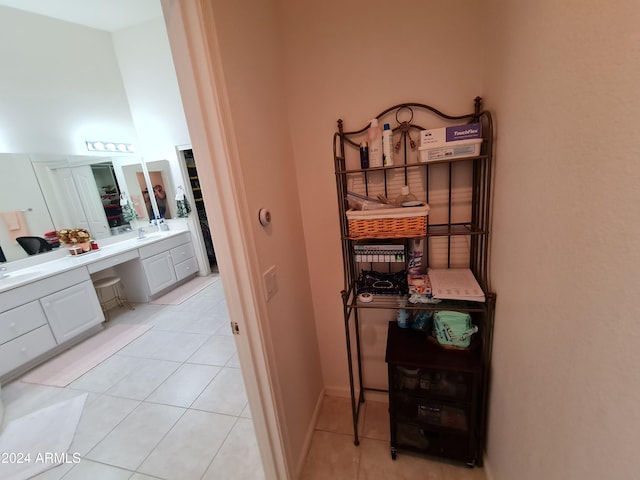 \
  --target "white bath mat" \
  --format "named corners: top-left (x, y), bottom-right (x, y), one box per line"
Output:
top-left (20, 324), bottom-right (152, 387)
top-left (0, 393), bottom-right (87, 480)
